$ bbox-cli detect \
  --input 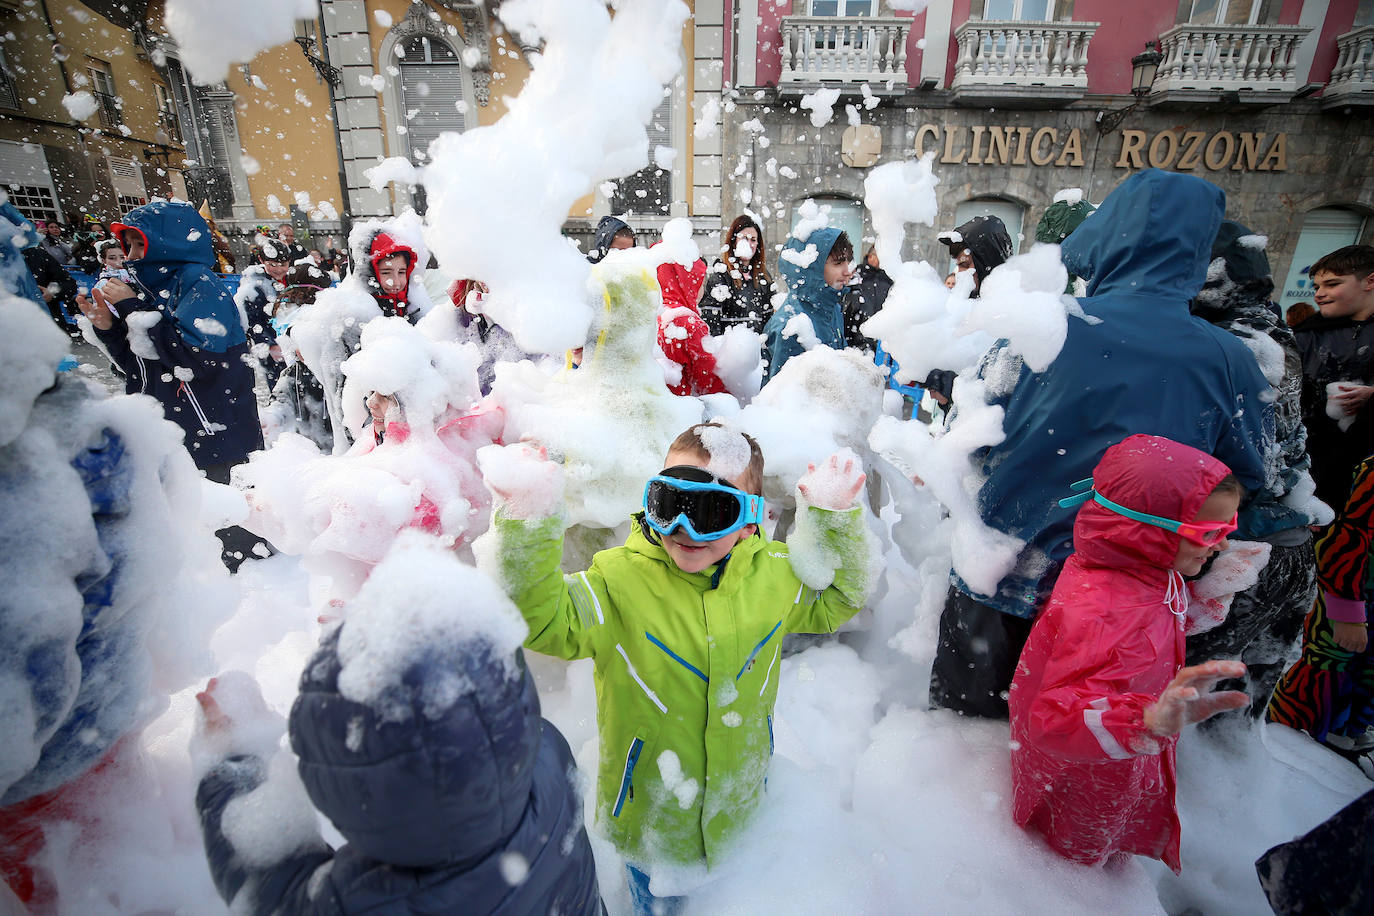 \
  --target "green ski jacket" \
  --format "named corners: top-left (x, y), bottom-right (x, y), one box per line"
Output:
top-left (491, 509), bottom-right (872, 869)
